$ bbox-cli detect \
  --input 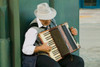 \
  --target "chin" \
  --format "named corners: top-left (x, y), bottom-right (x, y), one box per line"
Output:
top-left (46, 24), bottom-right (50, 26)
top-left (44, 23), bottom-right (51, 26)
